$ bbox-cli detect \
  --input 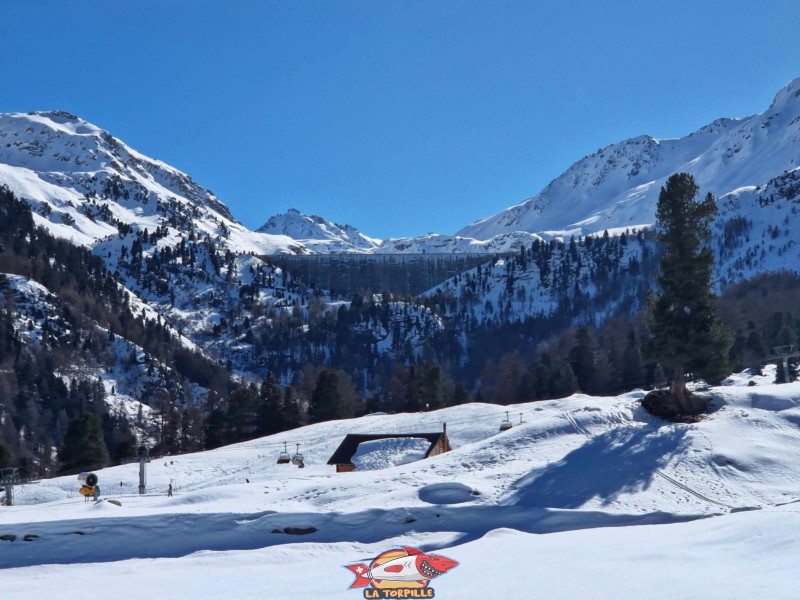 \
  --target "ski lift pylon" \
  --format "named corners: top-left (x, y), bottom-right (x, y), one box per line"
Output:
top-left (277, 442), bottom-right (291, 465)
top-left (499, 411), bottom-right (513, 432)
top-left (291, 443), bottom-right (304, 467)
